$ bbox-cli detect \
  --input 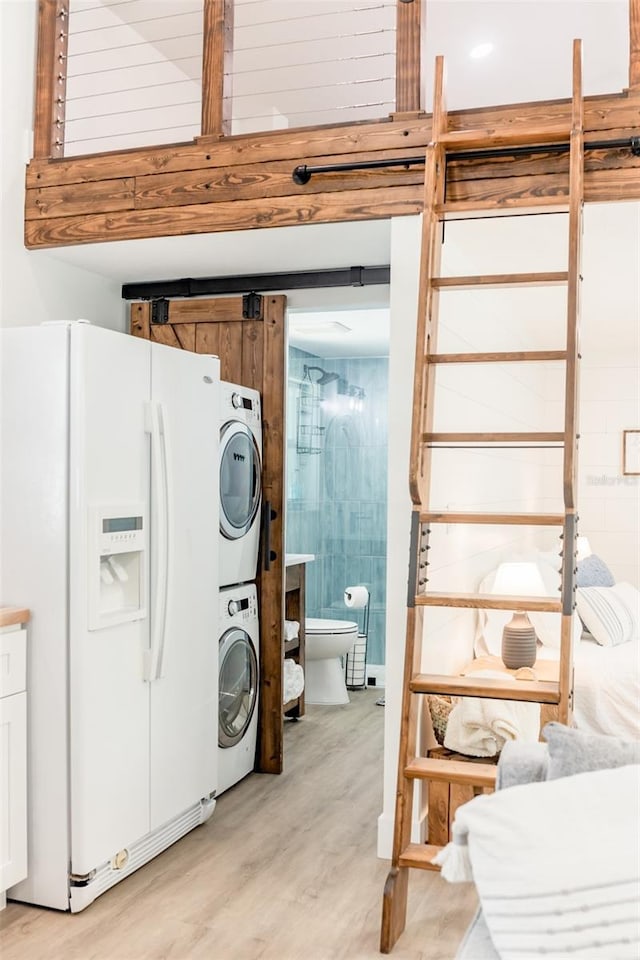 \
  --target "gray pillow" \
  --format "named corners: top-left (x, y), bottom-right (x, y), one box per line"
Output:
top-left (496, 741), bottom-right (549, 790)
top-left (576, 554), bottom-right (615, 588)
top-left (542, 722), bottom-right (640, 780)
